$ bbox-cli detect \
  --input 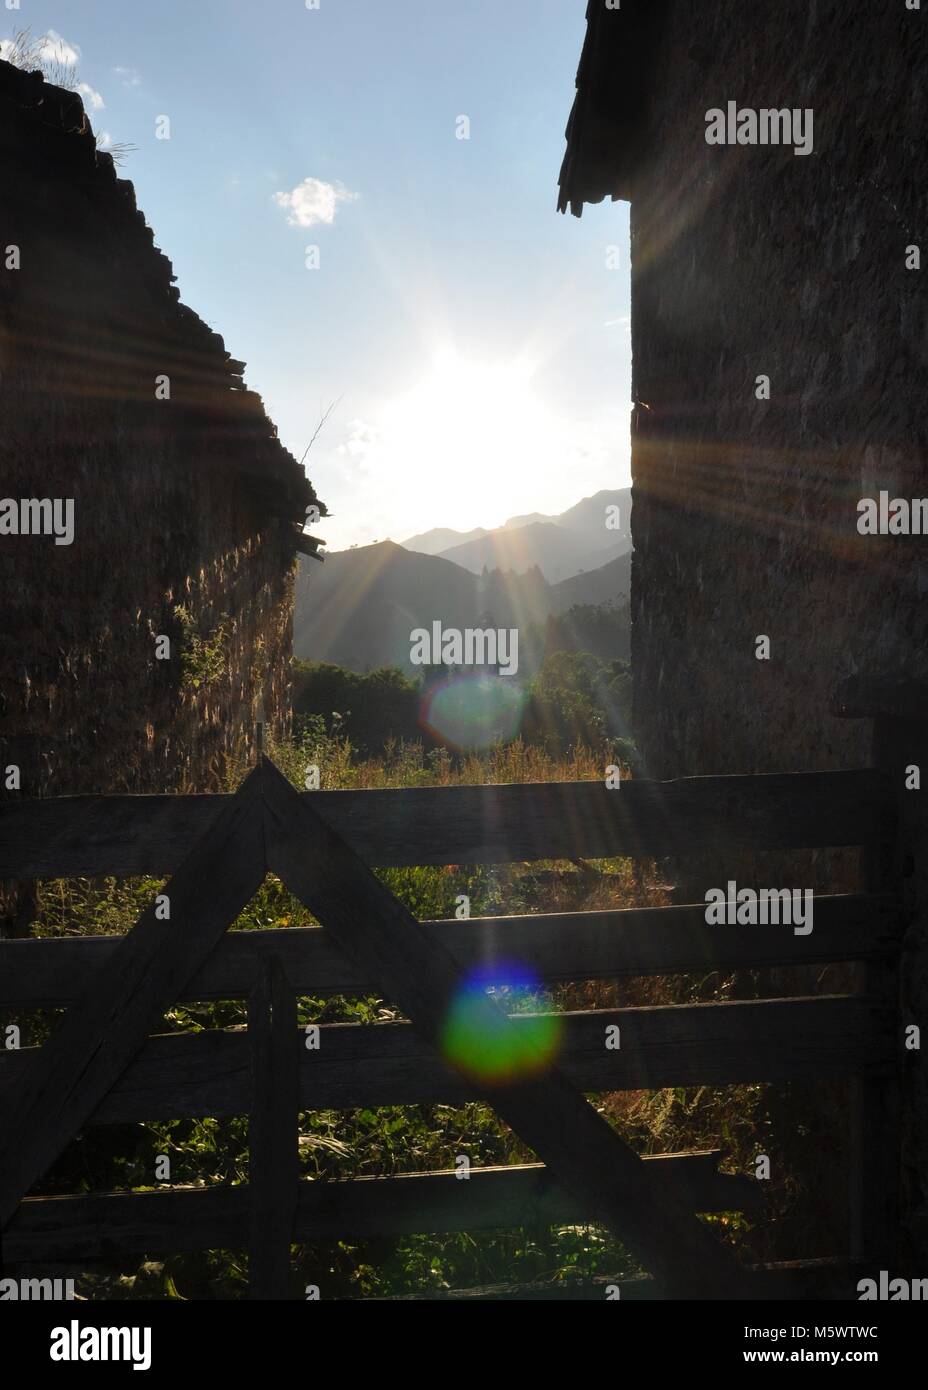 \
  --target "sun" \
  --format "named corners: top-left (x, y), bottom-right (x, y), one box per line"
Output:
top-left (377, 350), bottom-right (559, 530)
top-left (326, 346), bottom-right (623, 549)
